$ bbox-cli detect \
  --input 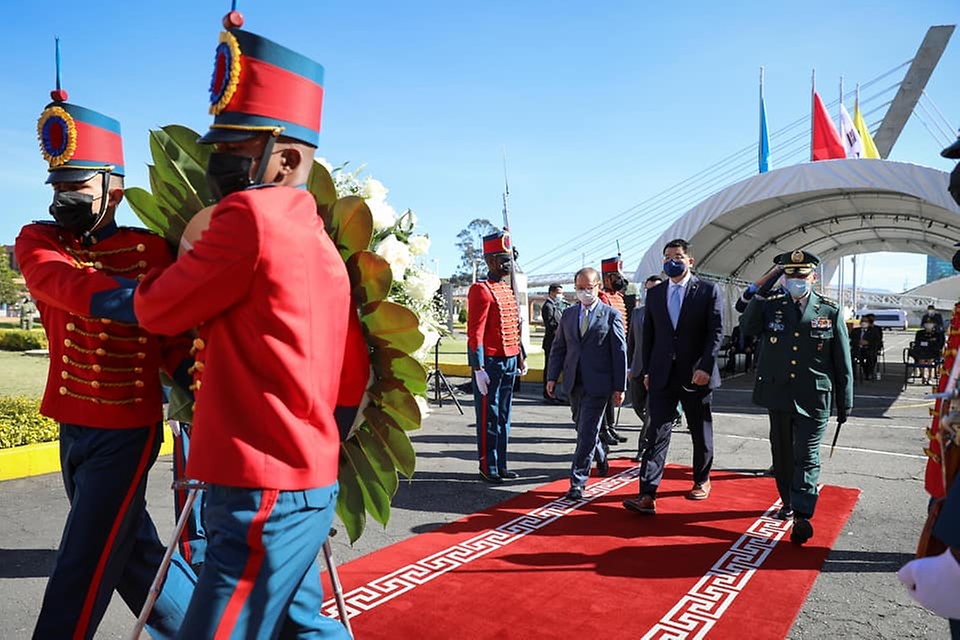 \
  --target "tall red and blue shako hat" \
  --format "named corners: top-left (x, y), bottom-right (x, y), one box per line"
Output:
top-left (200, 3), bottom-right (325, 146)
top-left (601, 257), bottom-right (622, 274)
top-left (37, 38), bottom-right (124, 184)
top-left (483, 230), bottom-right (511, 257)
